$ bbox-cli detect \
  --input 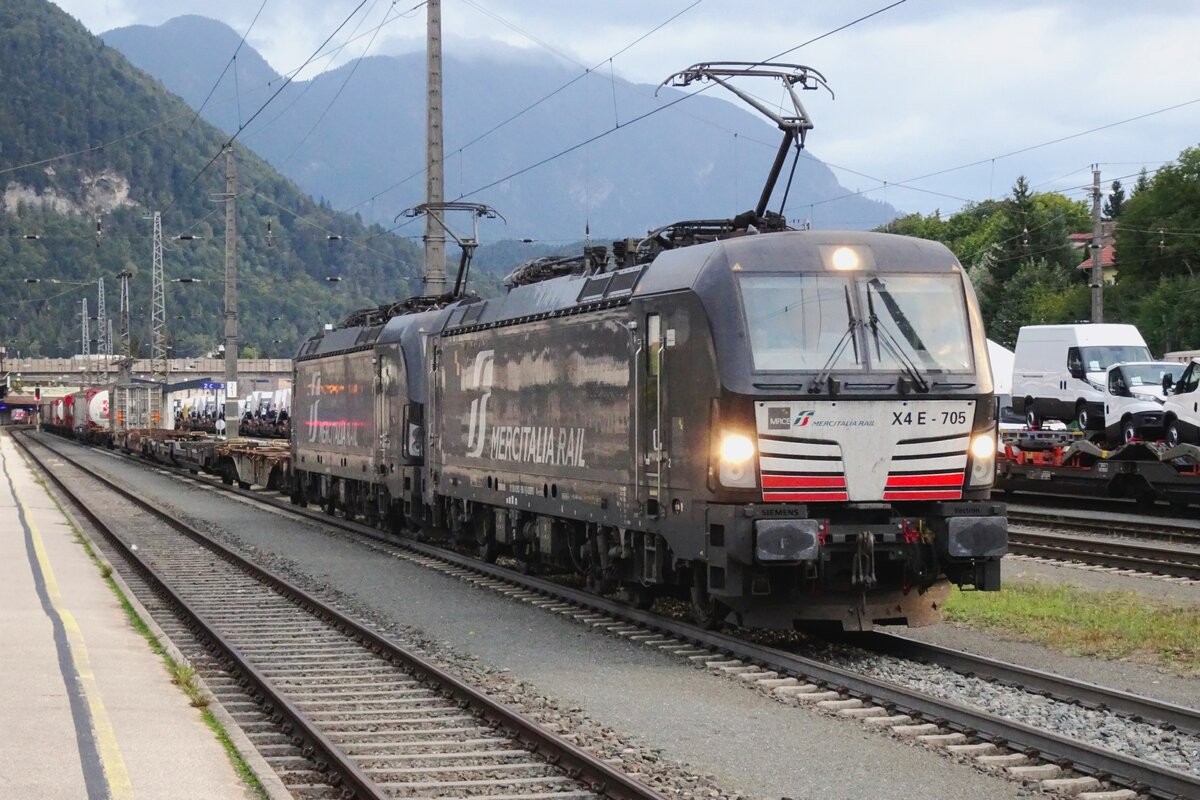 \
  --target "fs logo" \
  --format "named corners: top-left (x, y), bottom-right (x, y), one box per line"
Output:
top-left (793, 410), bottom-right (814, 427)
top-left (306, 371), bottom-right (323, 443)
top-left (463, 350), bottom-right (495, 457)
